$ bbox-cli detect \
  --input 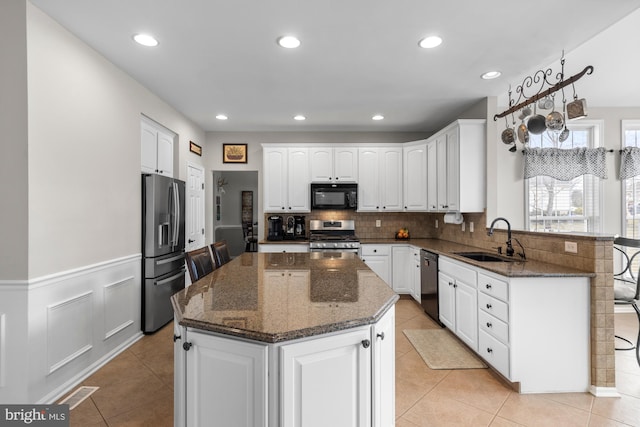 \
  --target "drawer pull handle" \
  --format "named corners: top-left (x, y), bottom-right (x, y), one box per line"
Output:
top-left (487, 347), bottom-right (493, 354)
top-left (486, 322), bottom-right (492, 328)
top-left (485, 284), bottom-right (492, 289)
top-left (486, 303), bottom-right (492, 309)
